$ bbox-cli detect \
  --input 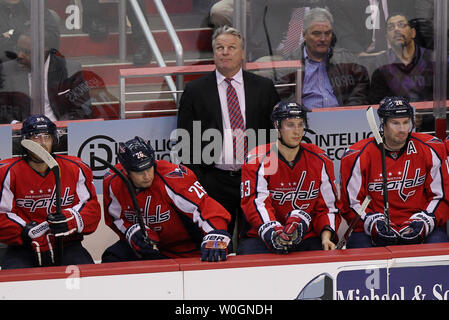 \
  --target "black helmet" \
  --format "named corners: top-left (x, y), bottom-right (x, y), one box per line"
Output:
top-left (20, 114), bottom-right (58, 144)
top-left (271, 101), bottom-right (308, 129)
top-left (378, 96), bottom-right (414, 120)
top-left (117, 136), bottom-right (155, 172)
